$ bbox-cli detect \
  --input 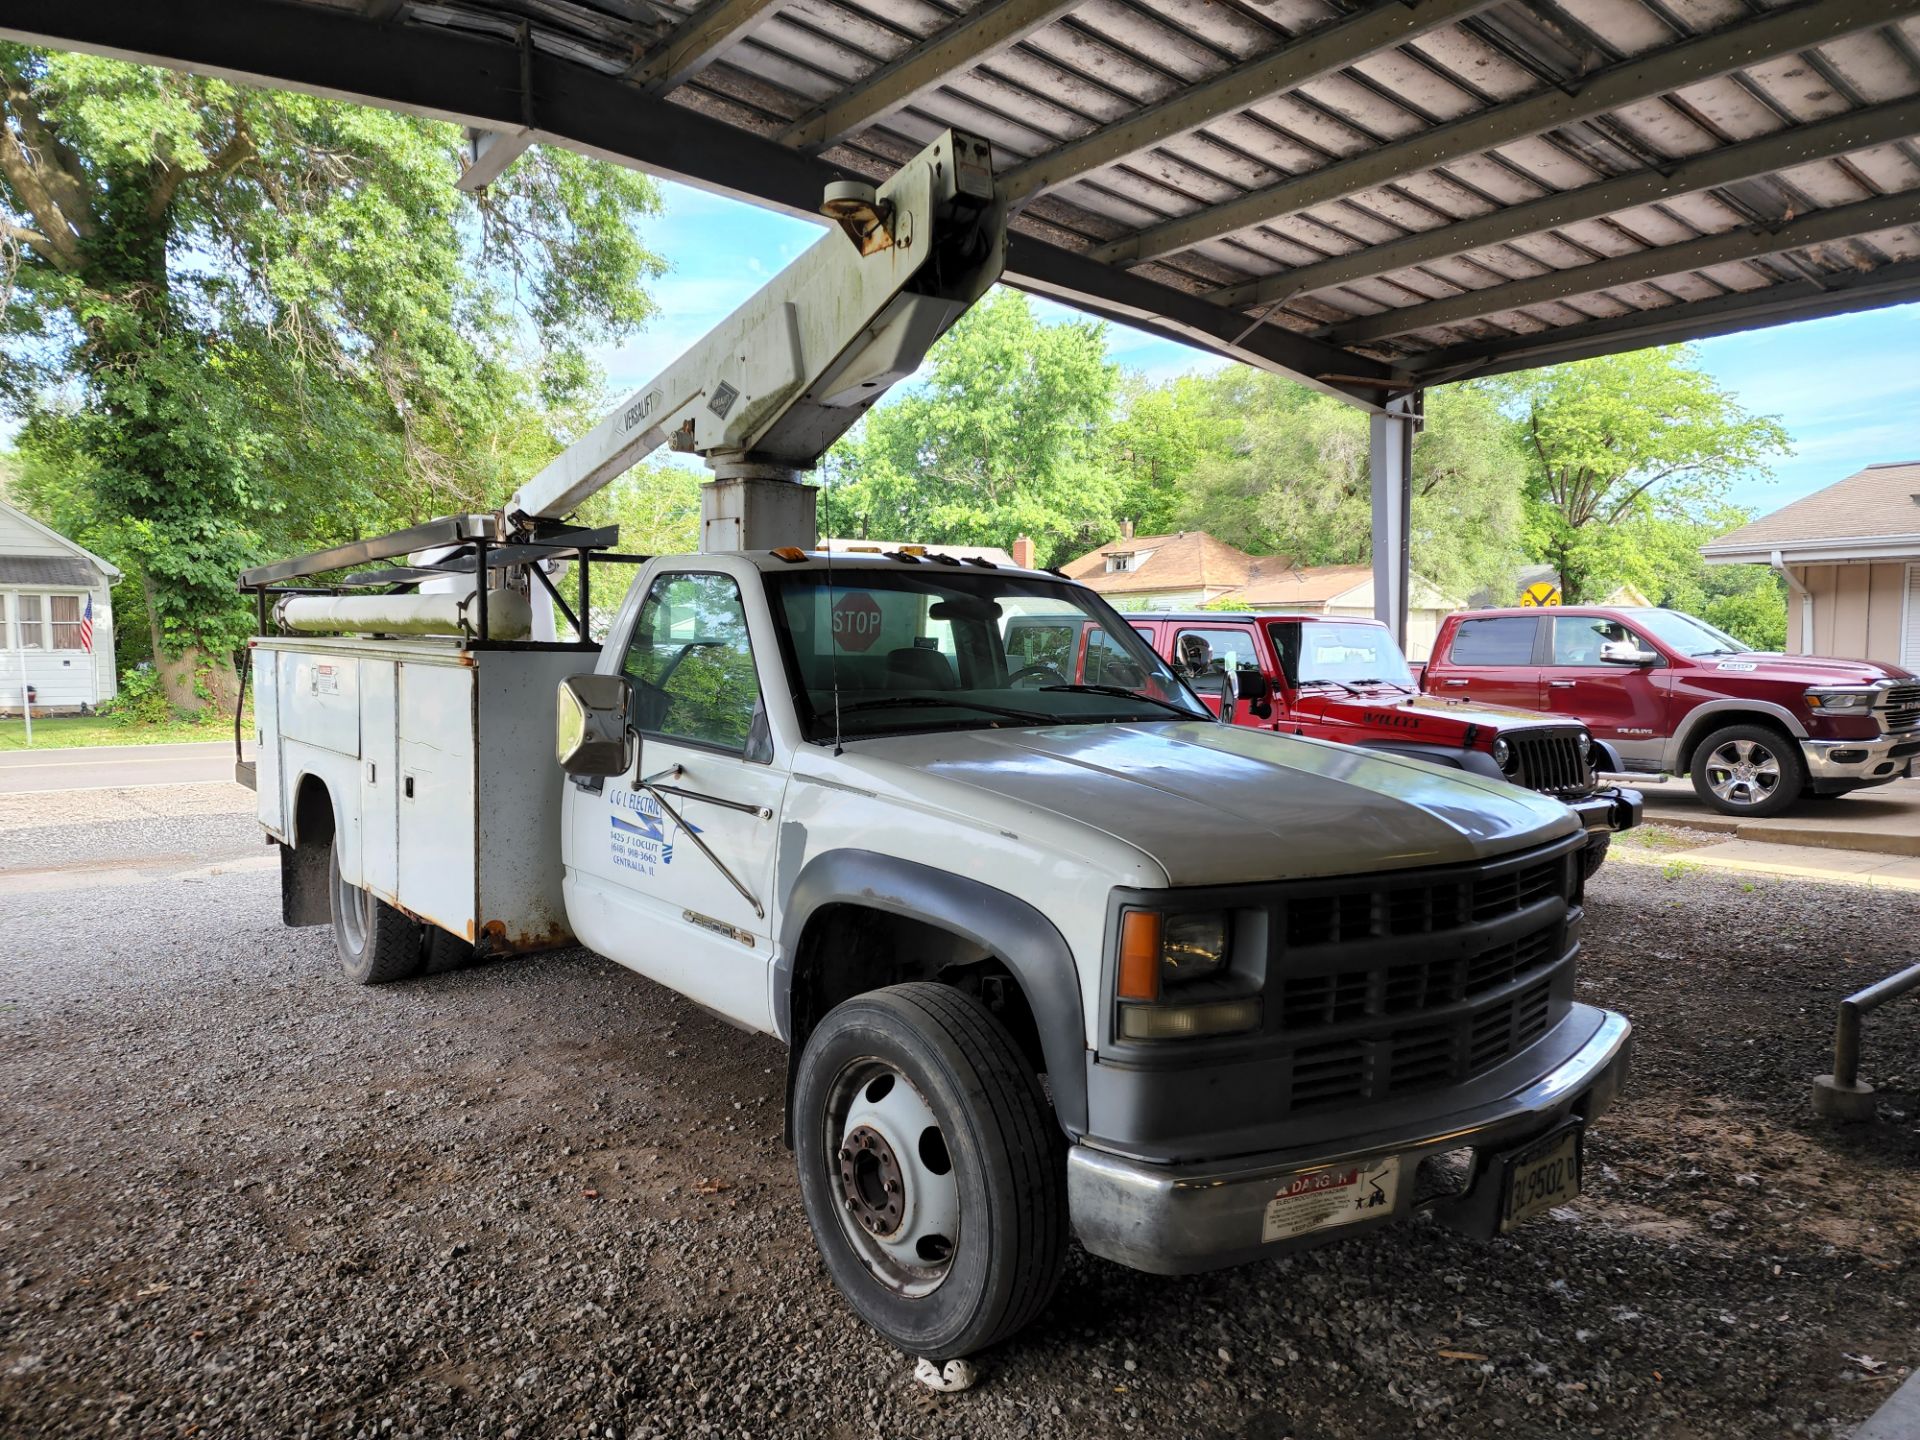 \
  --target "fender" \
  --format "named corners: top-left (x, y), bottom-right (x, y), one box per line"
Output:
top-left (1588, 738), bottom-right (1626, 775)
top-left (777, 849), bottom-right (1089, 1138)
top-left (1664, 699), bottom-right (1809, 774)
top-left (1356, 740), bottom-right (1506, 784)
